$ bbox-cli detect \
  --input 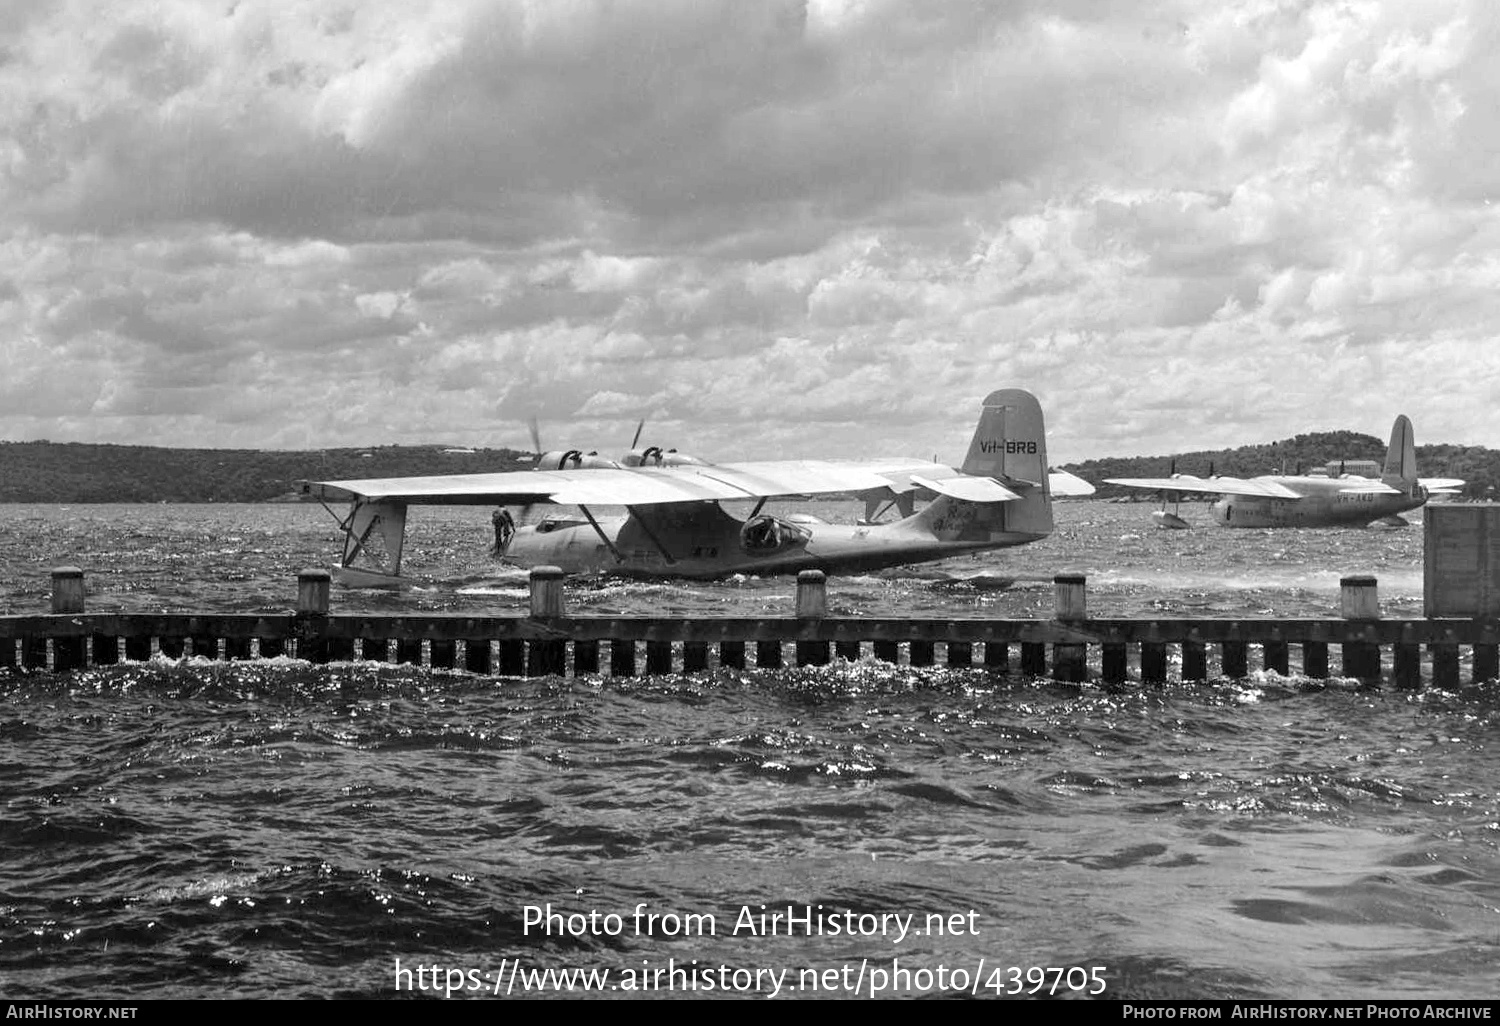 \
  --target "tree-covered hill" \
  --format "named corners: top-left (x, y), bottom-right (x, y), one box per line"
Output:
top-left (0, 442), bottom-right (531, 503)
top-left (3, 430), bottom-right (1497, 503)
top-left (1065, 431), bottom-right (1500, 501)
